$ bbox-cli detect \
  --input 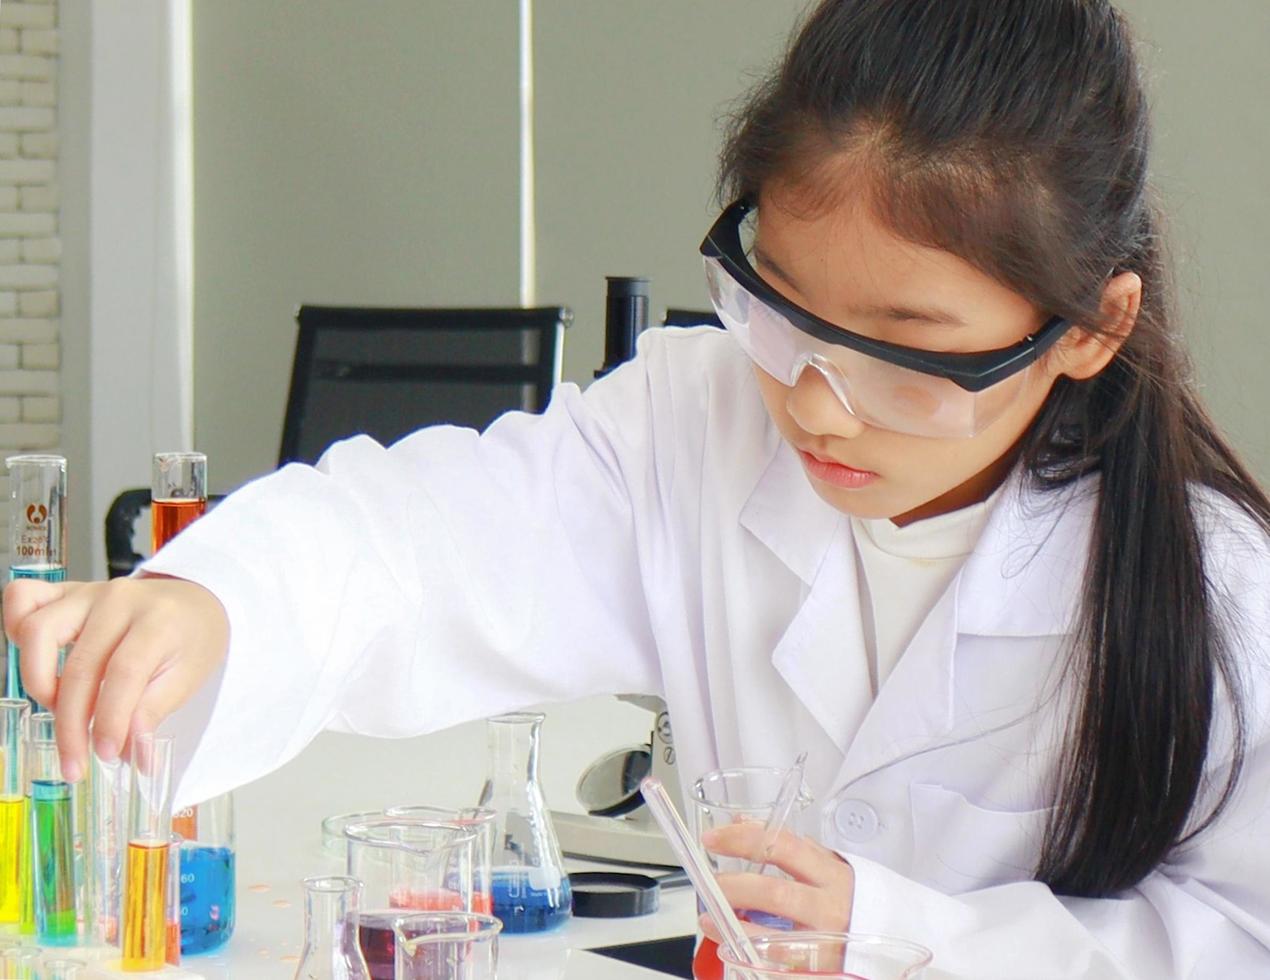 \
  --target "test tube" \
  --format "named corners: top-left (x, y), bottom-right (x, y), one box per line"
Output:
top-left (0, 946), bottom-right (40, 978)
top-left (5, 455), bottom-right (67, 704)
top-left (121, 733), bottom-right (174, 971)
top-left (0, 700), bottom-right (29, 927)
top-left (150, 452), bottom-right (206, 554)
top-left (28, 713), bottom-right (76, 946)
top-left (87, 751), bottom-right (129, 946)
